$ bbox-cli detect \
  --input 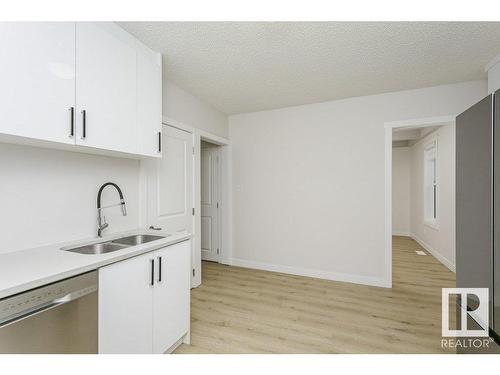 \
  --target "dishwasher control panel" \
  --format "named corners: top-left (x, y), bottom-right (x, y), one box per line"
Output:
top-left (0, 271), bottom-right (97, 327)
